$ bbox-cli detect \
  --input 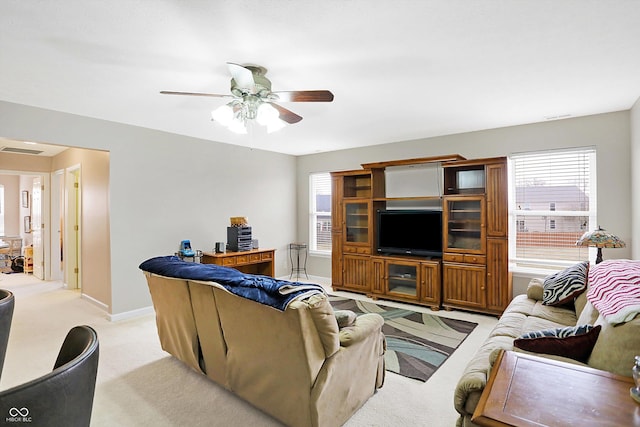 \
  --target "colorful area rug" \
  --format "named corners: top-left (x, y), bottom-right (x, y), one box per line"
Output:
top-left (329, 296), bottom-right (477, 382)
